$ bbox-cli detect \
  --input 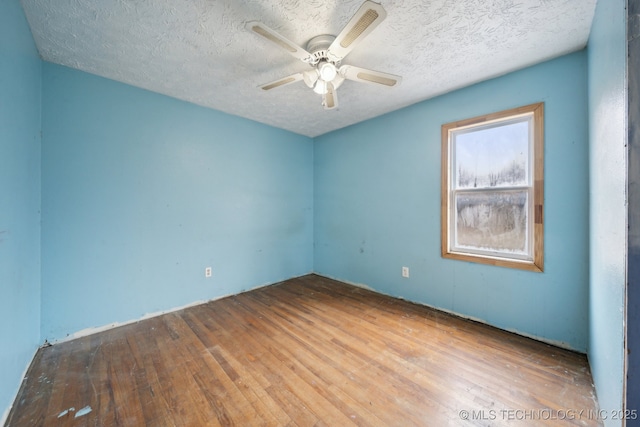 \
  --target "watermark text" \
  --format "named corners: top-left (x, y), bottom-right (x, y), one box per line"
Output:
top-left (458, 408), bottom-right (637, 422)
